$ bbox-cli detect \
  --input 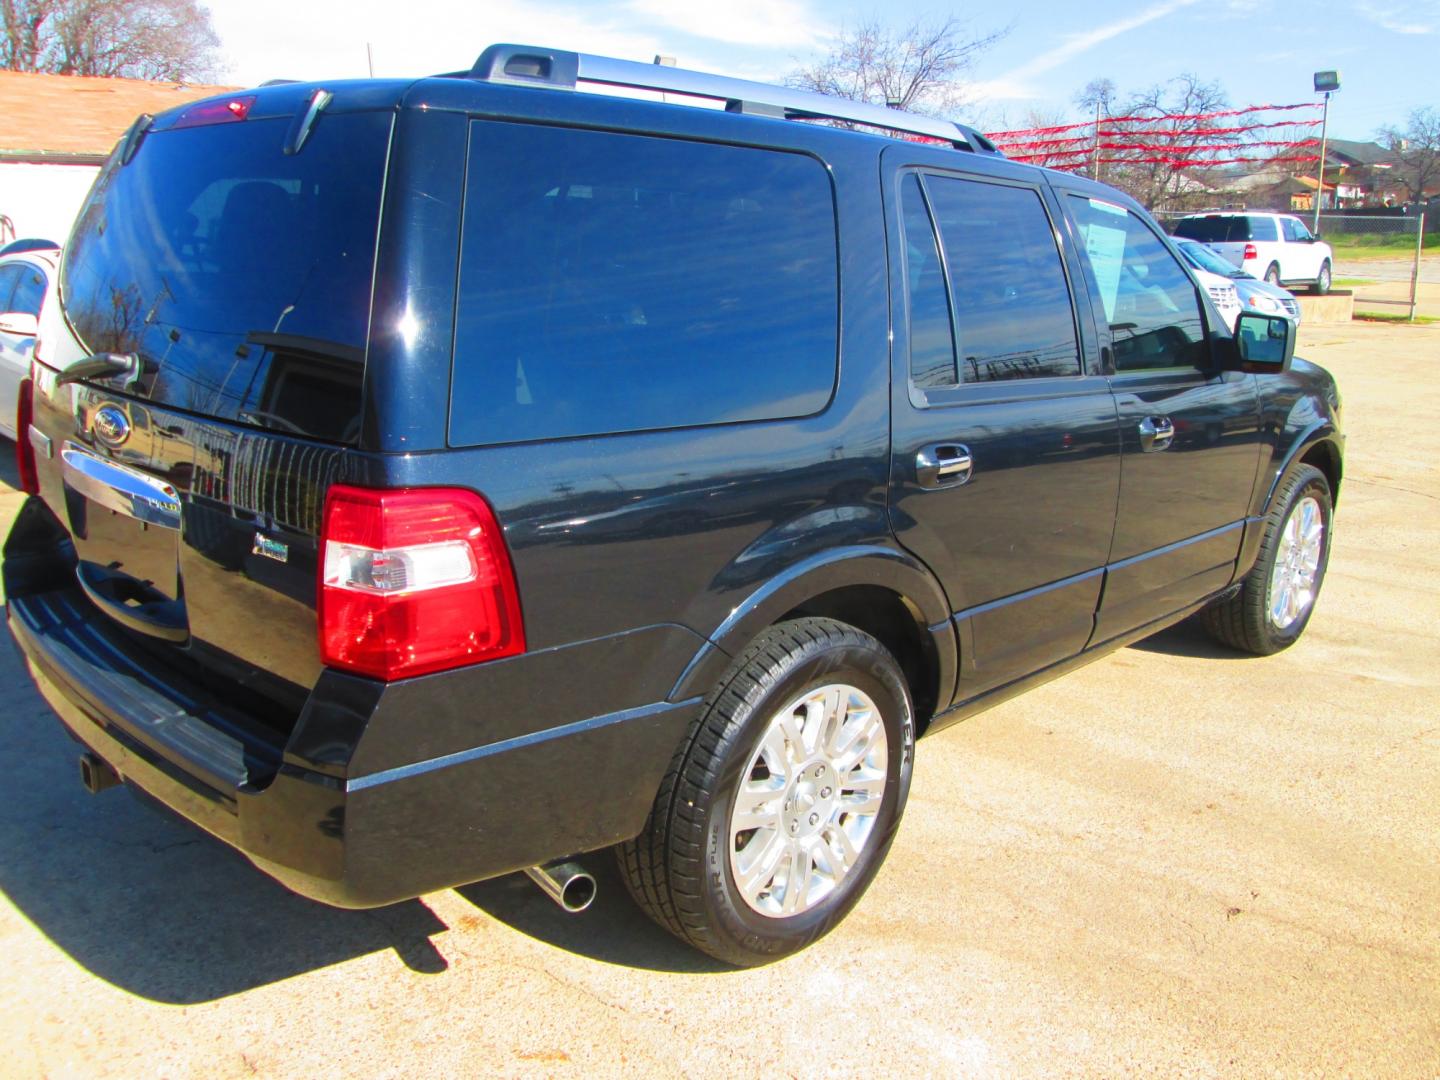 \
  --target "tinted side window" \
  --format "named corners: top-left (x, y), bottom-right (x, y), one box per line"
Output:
top-left (900, 174), bottom-right (957, 389)
top-left (450, 122), bottom-right (838, 446)
top-left (925, 175), bottom-right (1080, 382)
top-left (1249, 216), bottom-right (1279, 241)
top-left (10, 266), bottom-right (47, 316)
top-left (1284, 217), bottom-right (1312, 242)
top-left (1068, 195), bottom-right (1207, 373)
top-left (1173, 217), bottom-right (1223, 242)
